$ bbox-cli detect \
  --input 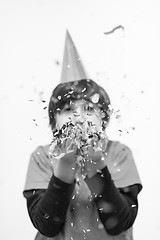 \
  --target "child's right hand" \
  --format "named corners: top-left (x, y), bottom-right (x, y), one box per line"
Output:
top-left (60, 137), bottom-right (78, 163)
top-left (49, 135), bottom-right (77, 160)
top-left (54, 138), bottom-right (78, 183)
